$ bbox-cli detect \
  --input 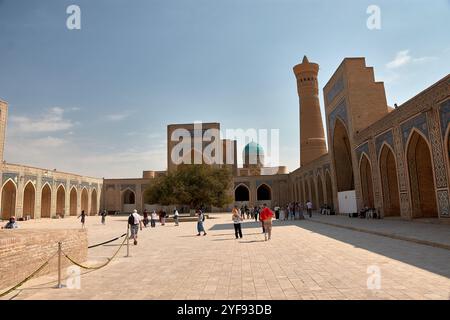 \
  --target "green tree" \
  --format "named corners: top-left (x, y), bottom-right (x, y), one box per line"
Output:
top-left (143, 164), bottom-right (233, 209)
